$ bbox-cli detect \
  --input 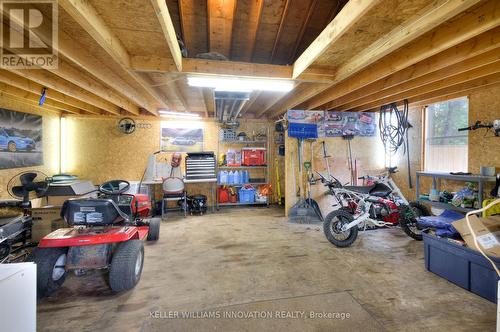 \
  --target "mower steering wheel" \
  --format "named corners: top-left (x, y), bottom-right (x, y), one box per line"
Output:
top-left (99, 180), bottom-right (130, 195)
